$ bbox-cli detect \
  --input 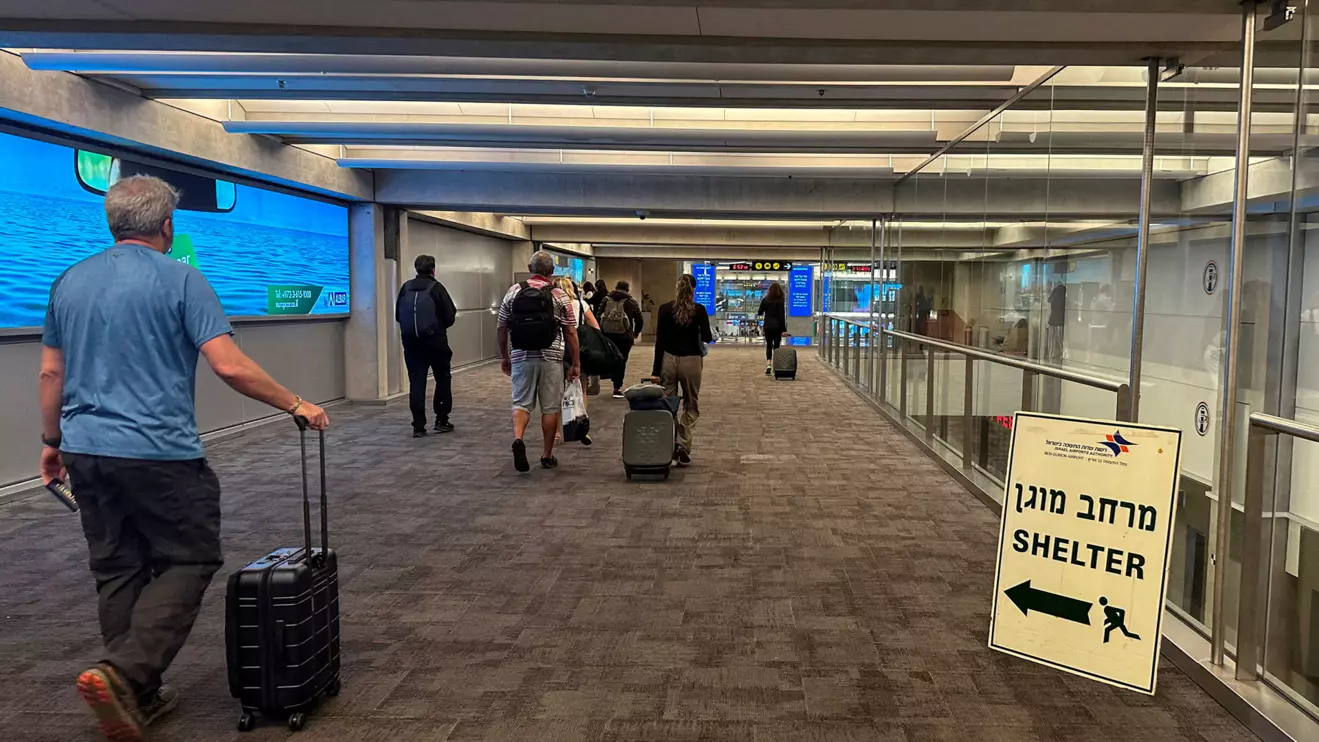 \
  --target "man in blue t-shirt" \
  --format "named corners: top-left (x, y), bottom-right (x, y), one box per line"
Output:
top-left (38, 175), bottom-right (329, 742)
